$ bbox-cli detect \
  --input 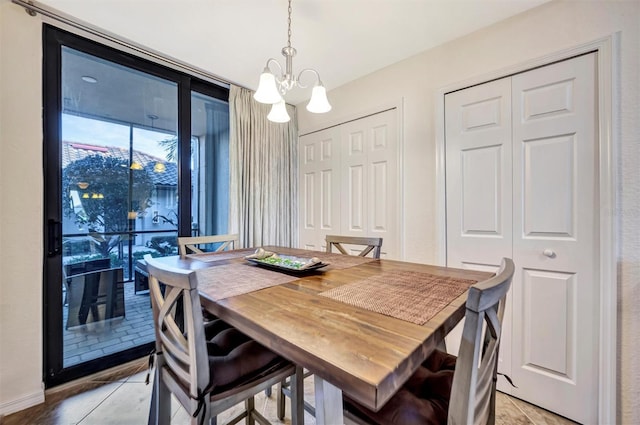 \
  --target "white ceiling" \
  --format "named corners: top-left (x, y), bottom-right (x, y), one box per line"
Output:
top-left (35, 0), bottom-right (550, 104)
